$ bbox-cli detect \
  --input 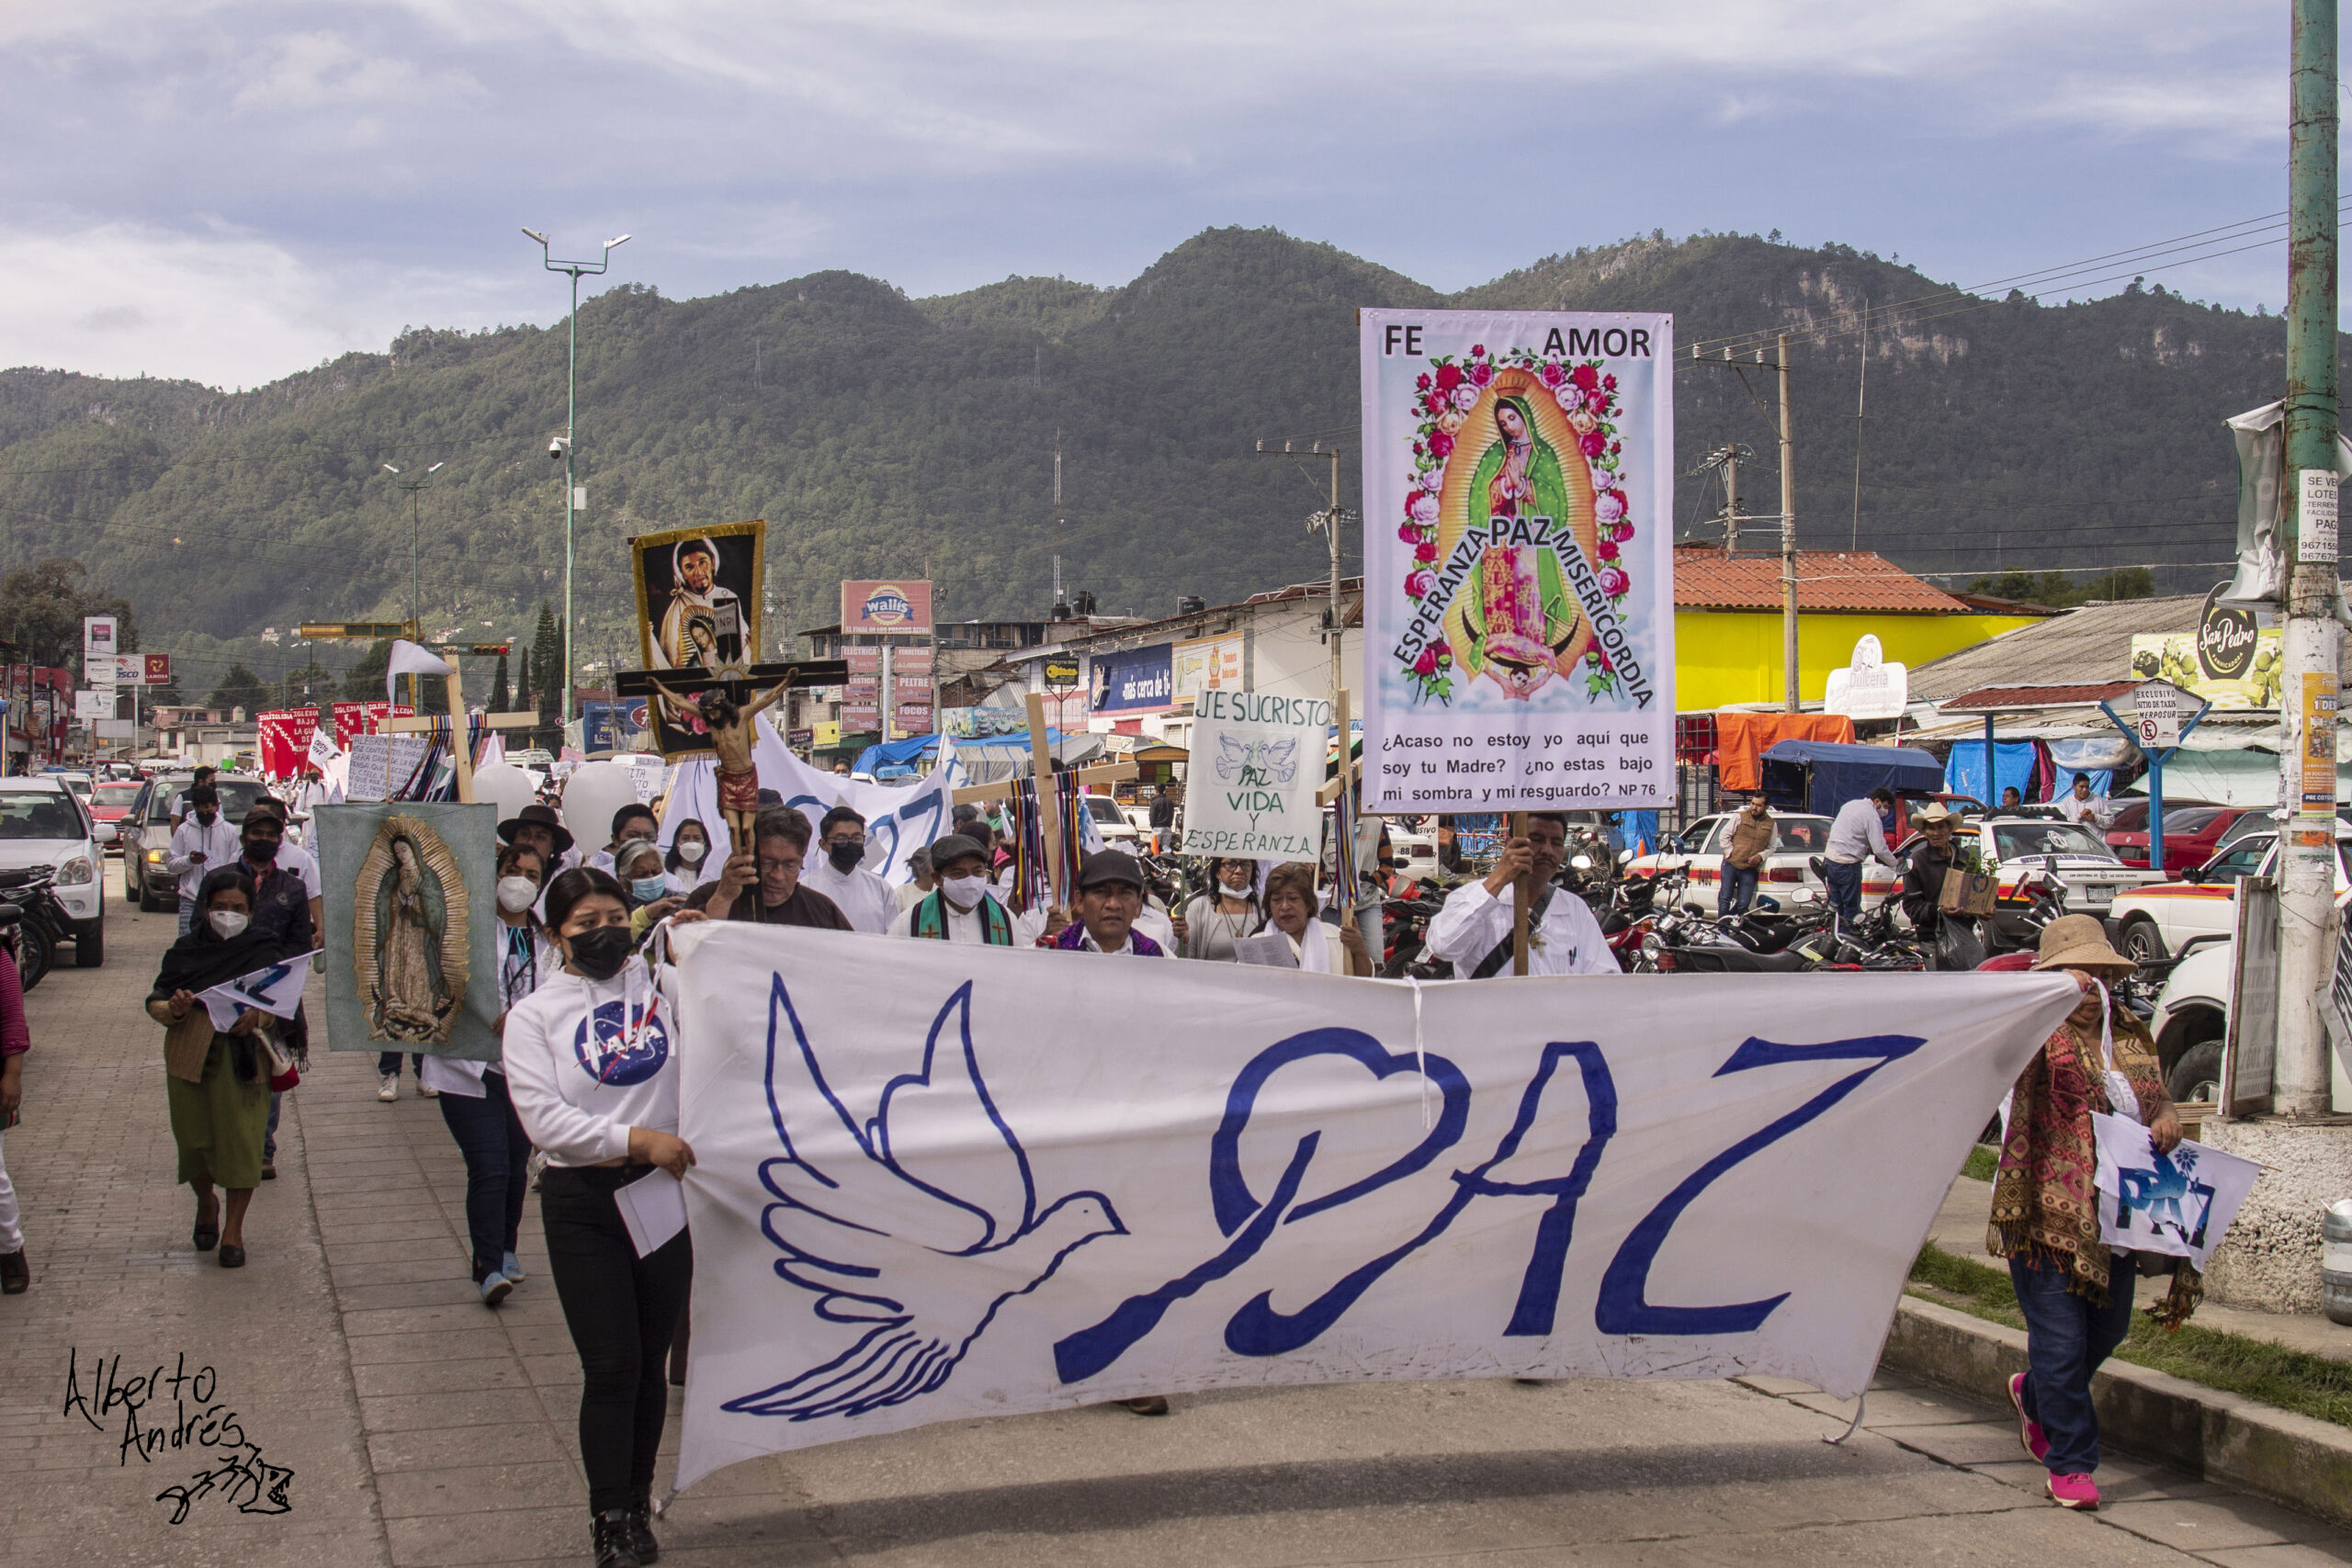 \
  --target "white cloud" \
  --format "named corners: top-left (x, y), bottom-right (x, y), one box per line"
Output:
top-left (0, 220), bottom-right (522, 386)
top-left (232, 30), bottom-right (477, 113)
